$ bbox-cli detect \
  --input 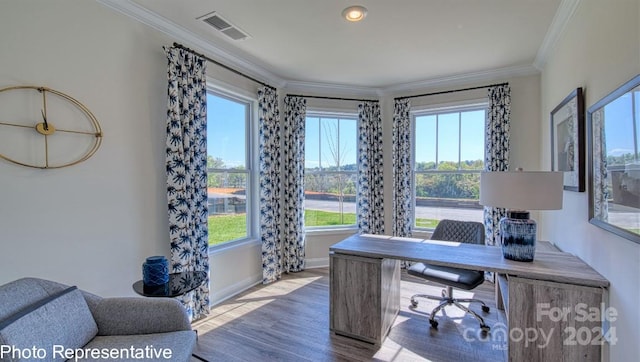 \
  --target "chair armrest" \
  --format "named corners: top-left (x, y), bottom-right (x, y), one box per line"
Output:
top-left (91, 297), bottom-right (192, 336)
